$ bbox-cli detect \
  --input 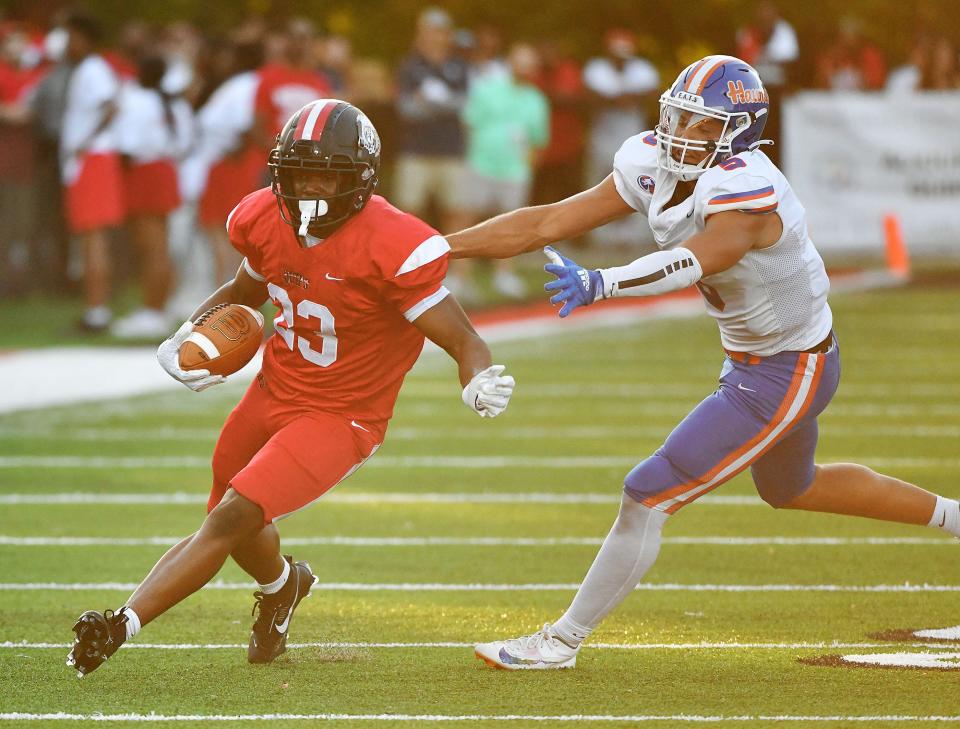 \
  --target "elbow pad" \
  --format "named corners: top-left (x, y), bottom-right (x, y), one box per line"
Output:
top-left (599, 247), bottom-right (703, 299)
